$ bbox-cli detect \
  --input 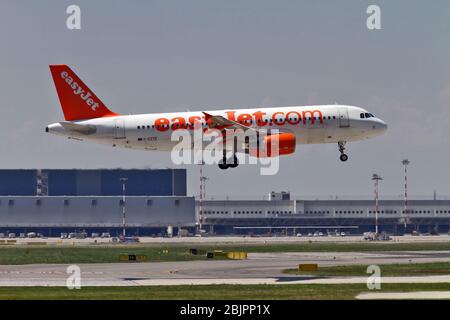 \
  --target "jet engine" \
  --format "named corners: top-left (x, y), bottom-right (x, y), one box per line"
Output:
top-left (248, 132), bottom-right (296, 158)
